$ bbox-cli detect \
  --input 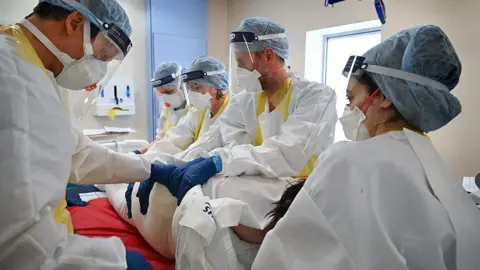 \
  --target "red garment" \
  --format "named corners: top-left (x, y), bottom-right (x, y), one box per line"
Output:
top-left (69, 198), bottom-right (175, 270)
